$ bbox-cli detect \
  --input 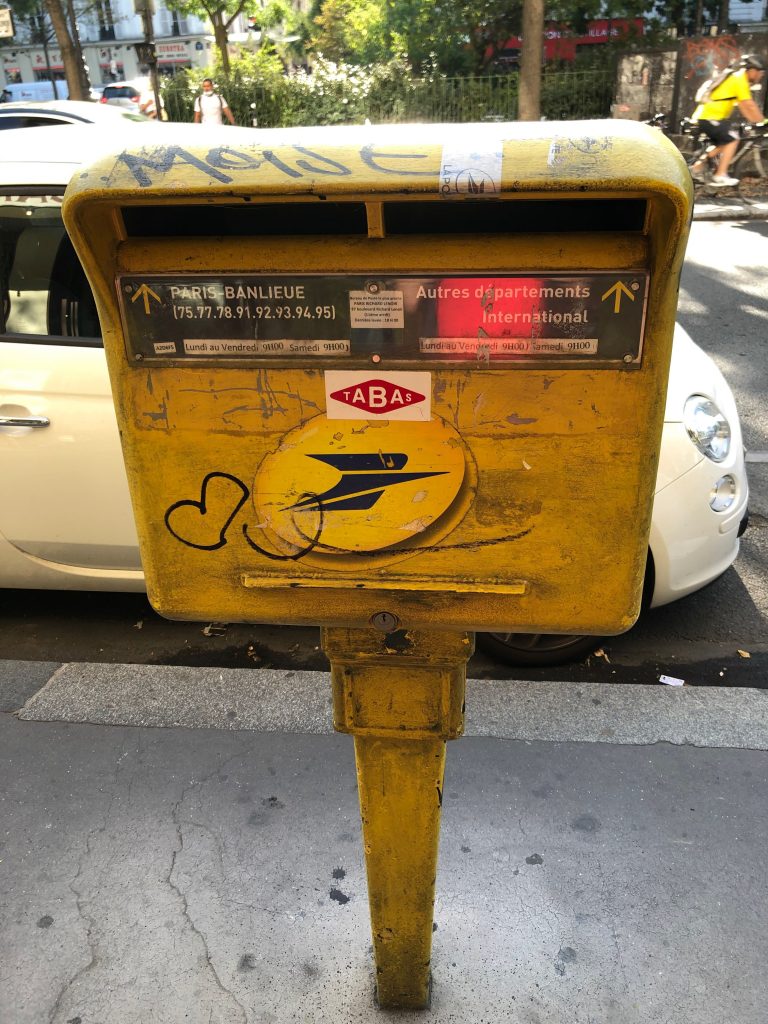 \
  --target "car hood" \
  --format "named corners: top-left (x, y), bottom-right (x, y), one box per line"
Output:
top-left (0, 125), bottom-right (141, 185)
